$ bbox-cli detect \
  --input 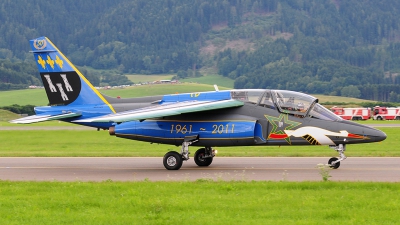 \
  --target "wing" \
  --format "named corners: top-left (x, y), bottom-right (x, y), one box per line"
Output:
top-left (10, 112), bottom-right (81, 124)
top-left (73, 99), bottom-right (244, 123)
